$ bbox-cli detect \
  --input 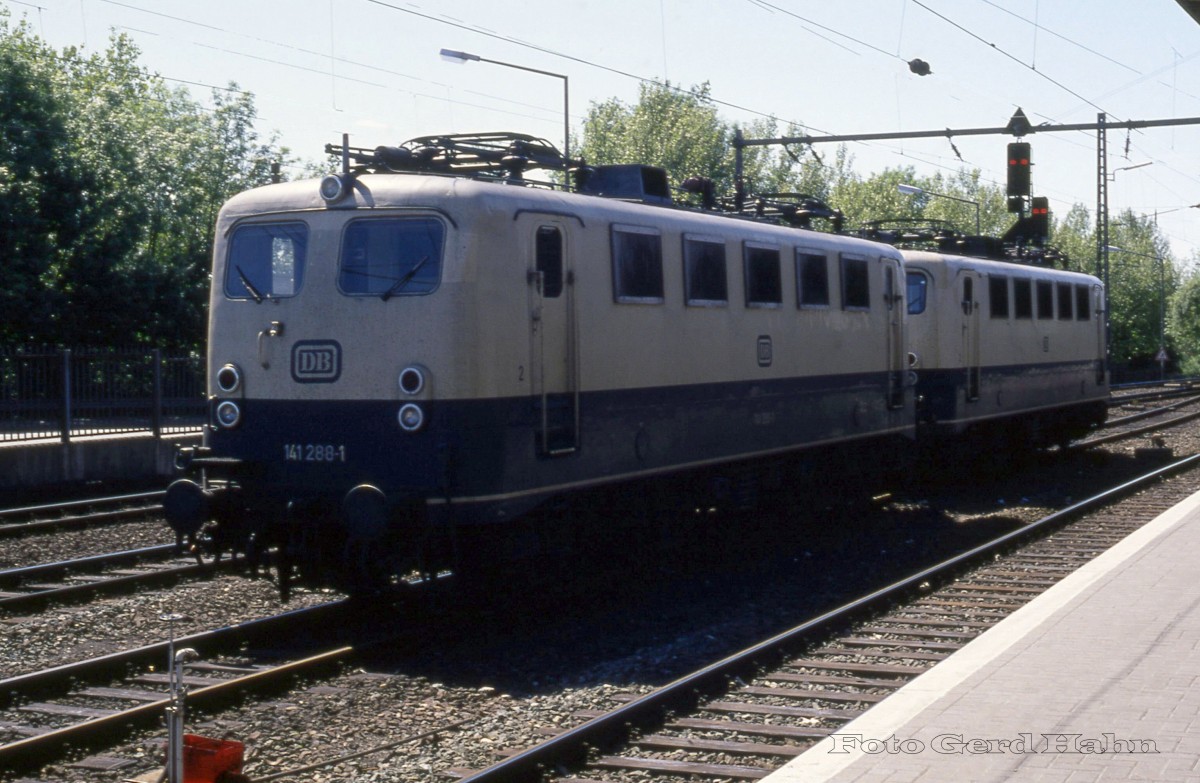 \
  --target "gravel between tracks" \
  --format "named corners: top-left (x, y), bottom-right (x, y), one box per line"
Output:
top-left (16, 417), bottom-right (1200, 783)
top-left (0, 518), bottom-right (171, 570)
